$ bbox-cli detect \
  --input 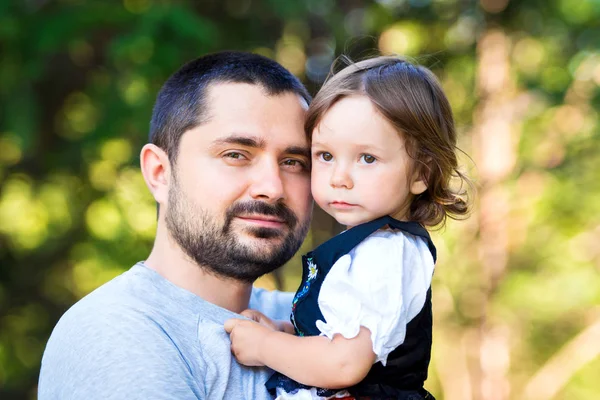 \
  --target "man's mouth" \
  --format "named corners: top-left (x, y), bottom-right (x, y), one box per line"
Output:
top-left (235, 215), bottom-right (287, 228)
top-left (225, 200), bottom-right (298, 232)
